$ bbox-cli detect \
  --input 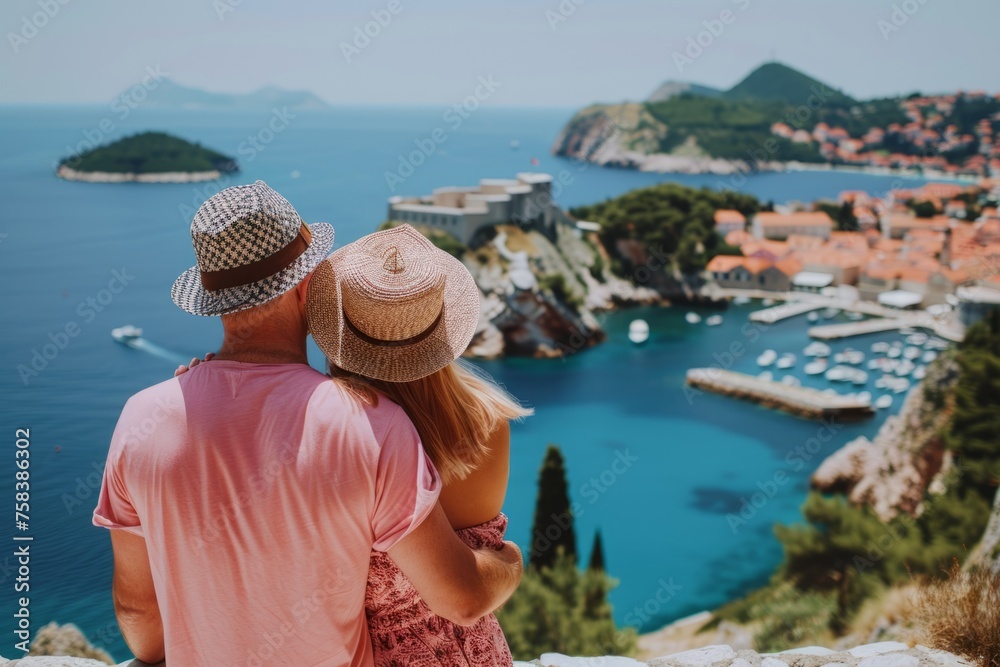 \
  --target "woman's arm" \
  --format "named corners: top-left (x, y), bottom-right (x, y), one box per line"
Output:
top-left (438, 421), bottom-right (511, 530)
